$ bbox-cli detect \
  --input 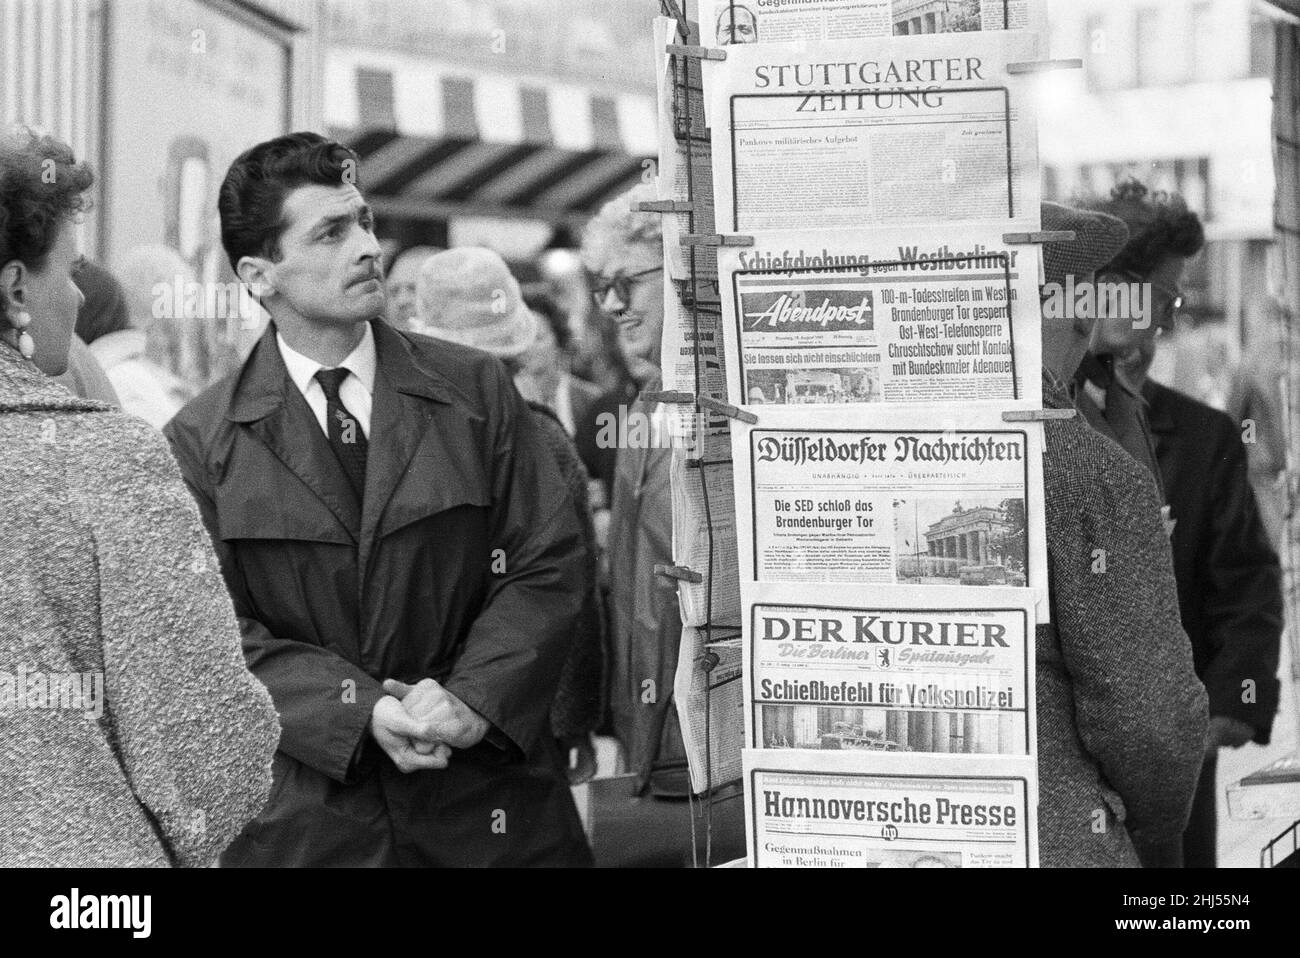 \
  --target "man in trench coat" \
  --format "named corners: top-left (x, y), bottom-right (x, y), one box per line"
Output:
top-left (165, 132), bottom-right (591, 867)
